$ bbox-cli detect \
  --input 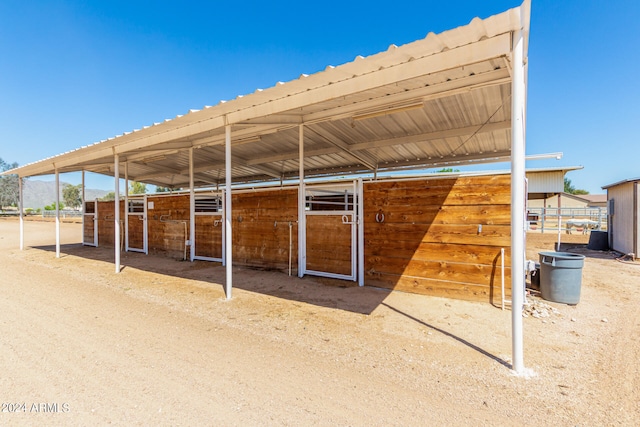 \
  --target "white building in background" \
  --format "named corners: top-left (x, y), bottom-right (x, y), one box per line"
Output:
top-left (604, 178), bottom-right (640, 259)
